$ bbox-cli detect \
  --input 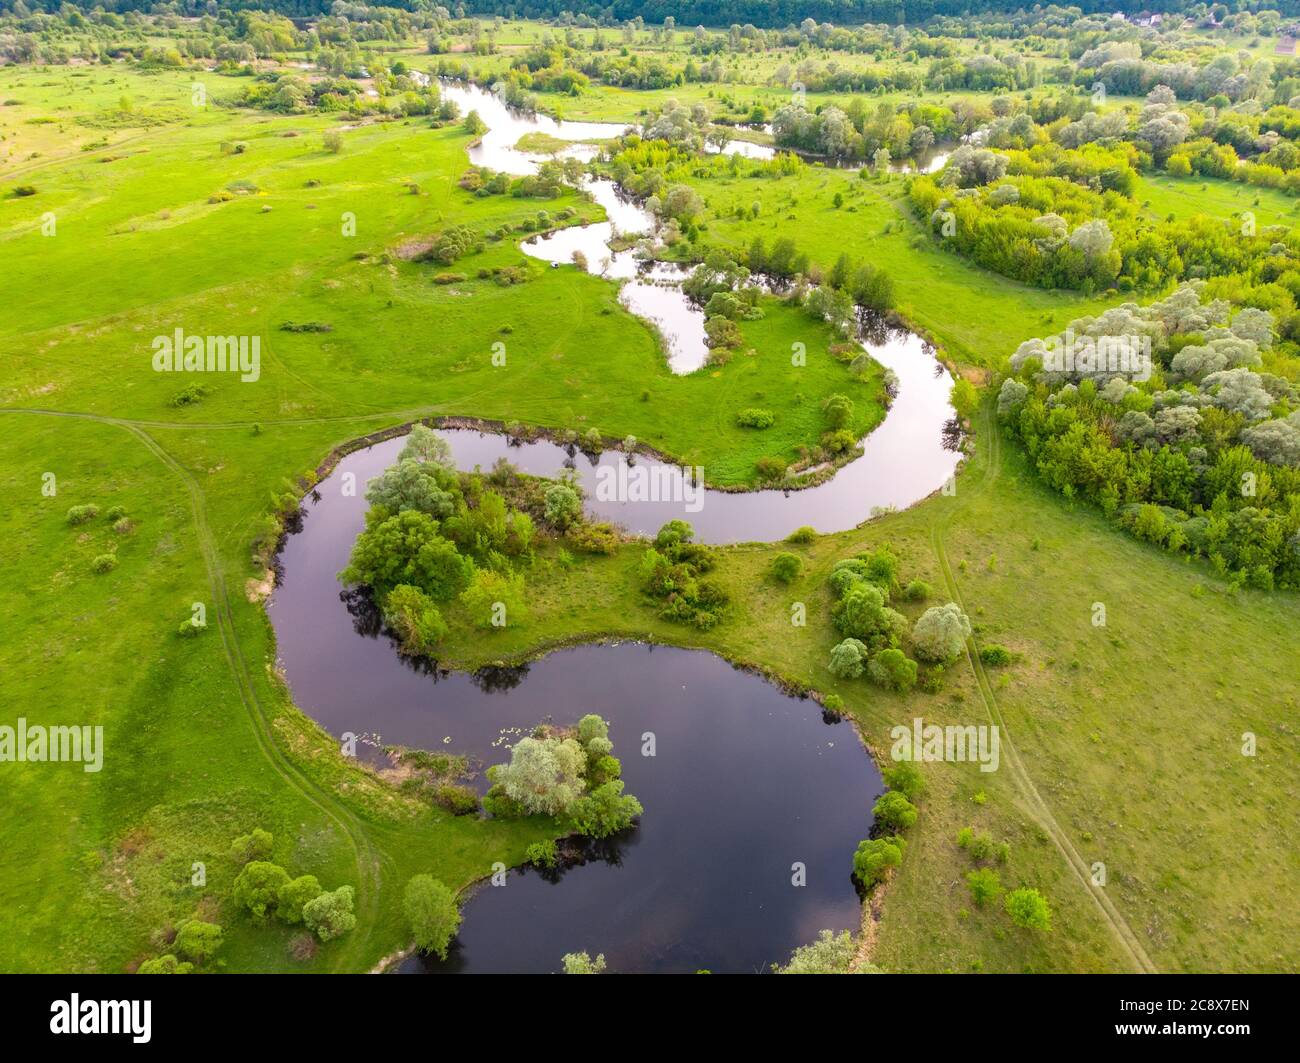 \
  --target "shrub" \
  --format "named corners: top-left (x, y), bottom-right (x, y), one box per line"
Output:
top-left (90, 554), bottom-right (118, 574)
top-left (171, 383), bottom-right (208, 407)
top-left (736, 407), bottom-right (776, 429)
top-left (770, 552), bottom-right (802, 583)
top-left (901, 579), bottom-right (933, 601)
top-left (525, 839), bottom-right (558, 869)
top-left (432, 782), bottom-right (479, 815)
top-left (1004, 887), bottom-right (1052, 931)
top-left (821, 693), bottom-right (845, 716)
top-left (979, 644), bottom-right (1012, 666)
top-left (230, 828), bottom-right (273, 865)
top-left (966, 867), bottom-right (1003, 908)
top-left (567, 521), bottom-right (619, 554)
top-left (303, 885), bottom-right (357, 941)
top-left (104, 505), bottom-right (127, 521)
top-left (459, 568), bottom-right (527, 630)
top-left (137, 954), bottom-right (193, 974)
top-left (872, 790), bottom-right (919, 831)
top-left (13, 185), bottom-right (37, 197)
top-left (322, 130), bottom-right (343, 153)
top-left (881, 761), bottom-right (925, 802)
top-left (786, 525), bottom-right (816, 544)
top-left (403, 875), bottom-right (460, 959)
top-left (543, 482), bottom-right (582, 529)
top-left (67, 504), bottom-right (99, 525)
top-left (383, 584), bottom-right (448, 657)
top-left (755, 456), bottom-right (787, 482)
top-left (853, 835), bottom-right (905, 887)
